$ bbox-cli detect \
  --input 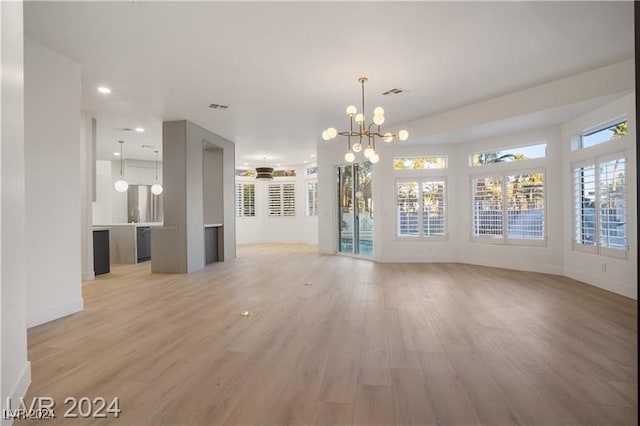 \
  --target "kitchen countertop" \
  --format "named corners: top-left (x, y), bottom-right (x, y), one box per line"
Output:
top-left (204, 223), bottom-right (223, 228)
top-left (94, 222), bottom-right (163, 228)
